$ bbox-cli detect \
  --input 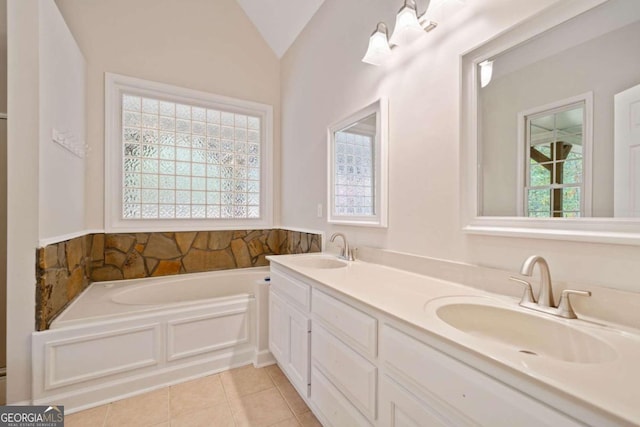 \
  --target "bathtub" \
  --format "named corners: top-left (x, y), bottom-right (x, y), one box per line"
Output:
top-left (32, 267), bottom-right (274, 413)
